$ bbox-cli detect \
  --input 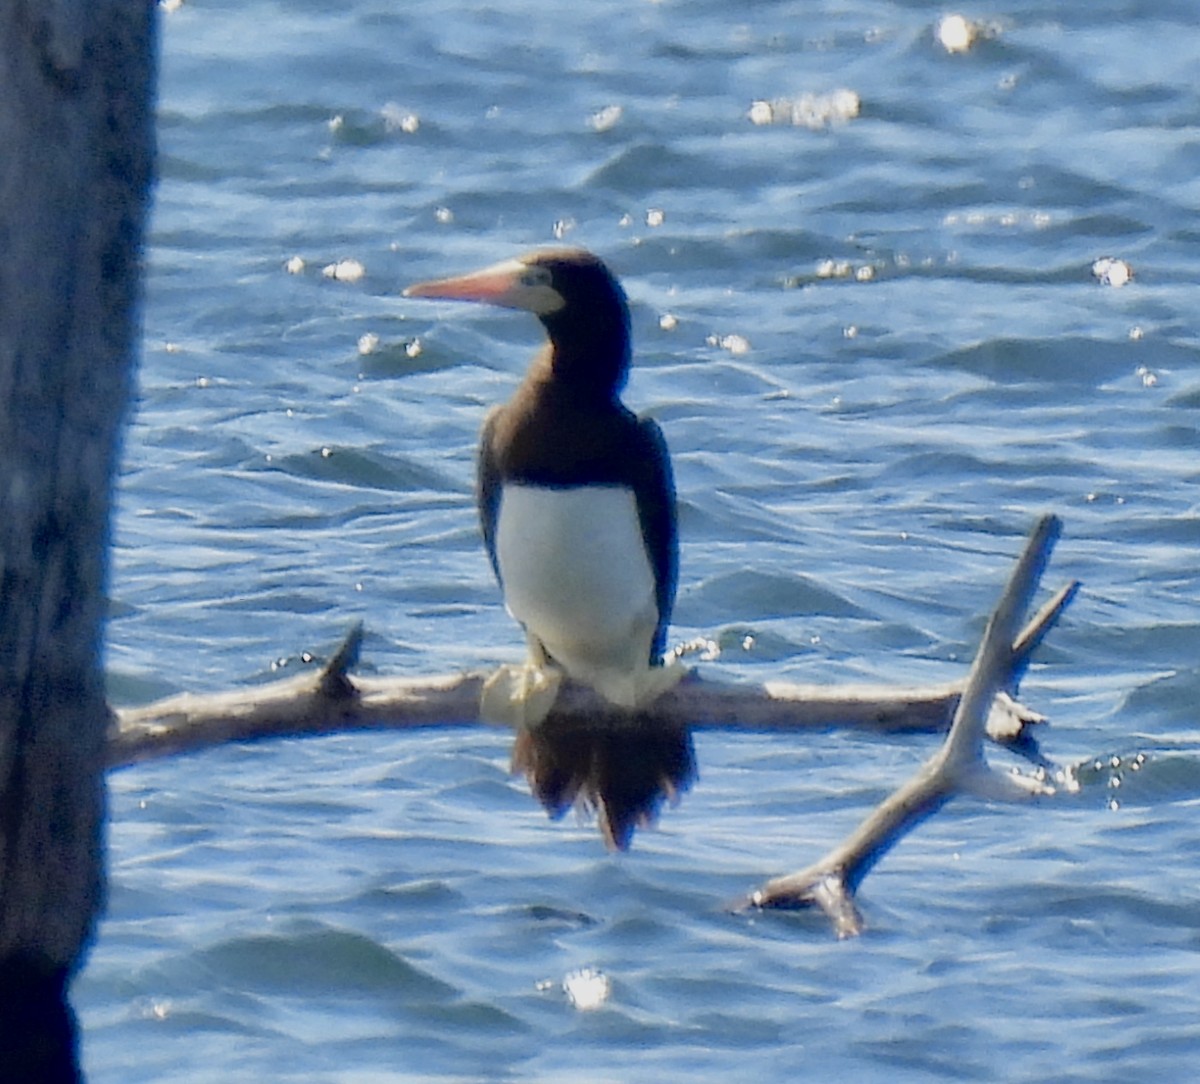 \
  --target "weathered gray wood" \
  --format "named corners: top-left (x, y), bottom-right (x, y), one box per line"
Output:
top-left (0, 1), bottom-right (156, 1076)
top-left (106, 668), bottom-right (1022, 766)
top-left (740, 515), bottom-right (1064, 936)
top-left (108, 570), bottom-right (1075, 770)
